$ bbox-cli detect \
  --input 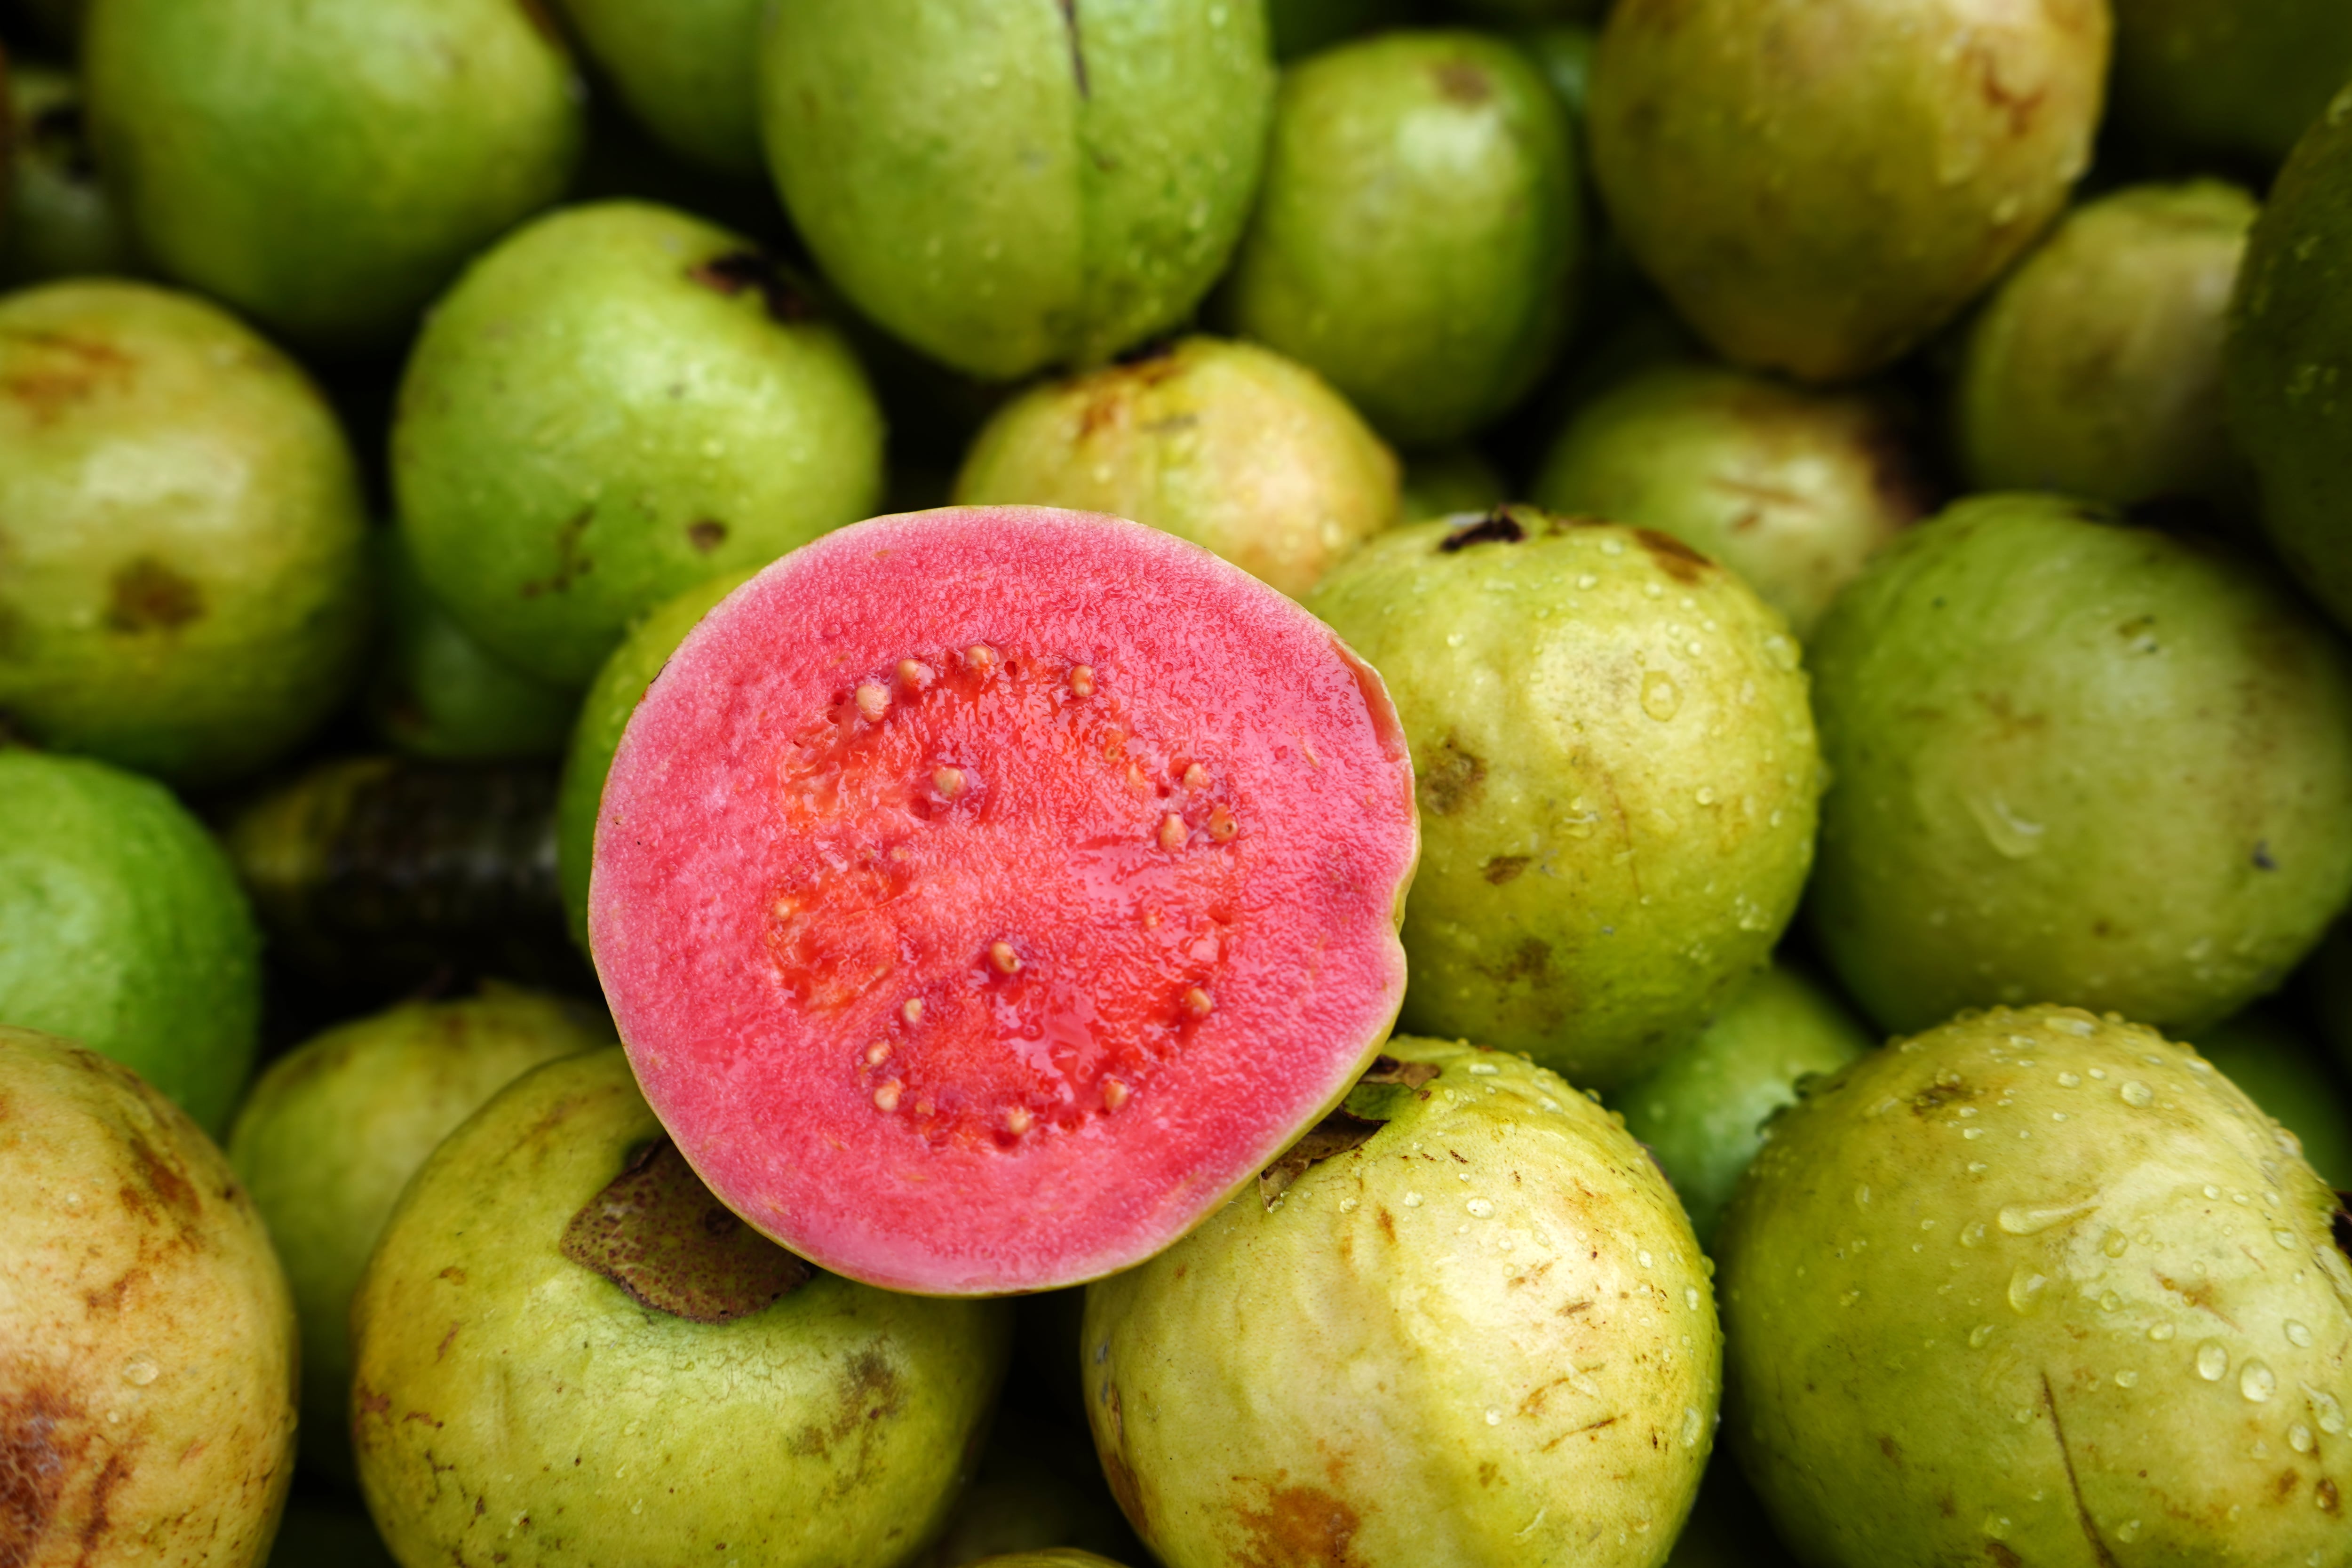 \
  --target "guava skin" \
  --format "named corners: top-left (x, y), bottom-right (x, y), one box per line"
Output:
top-left (1806, 493), bottom-right (2352, 1037)
top-left (0, 281), bottom-right (370, 786)
top-left (0, 749), bottom-right (261, 1138)
top-left (226, 989), bottom-right (610, 1485)
top-left (2110, 0), bottom-right (2352, 167)
top-left (1534, 363), bottom-right (1930, 637)
top-left (2190, 1009), bottom-right (2352, 1193)
top-left (0, 1027), bottom-right (298, 1568)
top-left (952, 337), bottom-right (1401, 599)
top-left (1304, 509), bottom-right (1822, 1090)
top-left (1955, 182), bottom-right (2257, 509)
top-left (365, 529), bottom-right (579, 763)
top-left (1083, 1035), bottom-right (1720, 1568)
top-left (1588, 0), bottom-right (2110, 382)
top-left (1717, 1004), bottom-right (2352, 1568)
top-left (1225, 31), bottom-right (1582, 446)
top-left (557, 0), bottom-right (764, 175)
top-left (82, 0), bottom-right (583, 354)
top-left (393, 201), bottom-right (884, 687)
top-left (762, 0), bottom-right (1273, 382)
top-left (2, 62), bottom-right (143, 286)
top-left (2226, 88), bottom-right (2352, 636)
top-left (351, 1046), bottom-right (1014, 1568)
